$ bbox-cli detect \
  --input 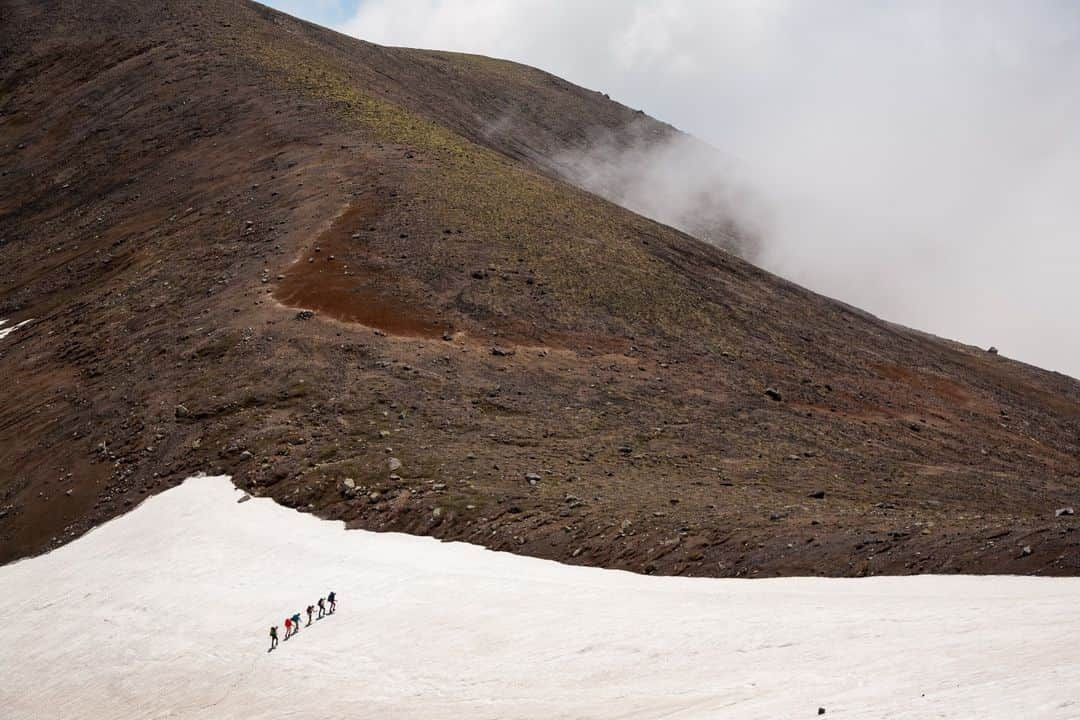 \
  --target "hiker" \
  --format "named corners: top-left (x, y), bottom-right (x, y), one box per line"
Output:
top-left (306, 604), bottom-right (314, 626)
top-left (328, 591), bottom-right (337, 614)
top-left (317, 597), bottom-right (326, 619)
top-left (291, 612), bottom-right (302, 634)
top-left (269, 625), bottom-right (278, 651)
top-left (284, 616), bottom-right (293, 639)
